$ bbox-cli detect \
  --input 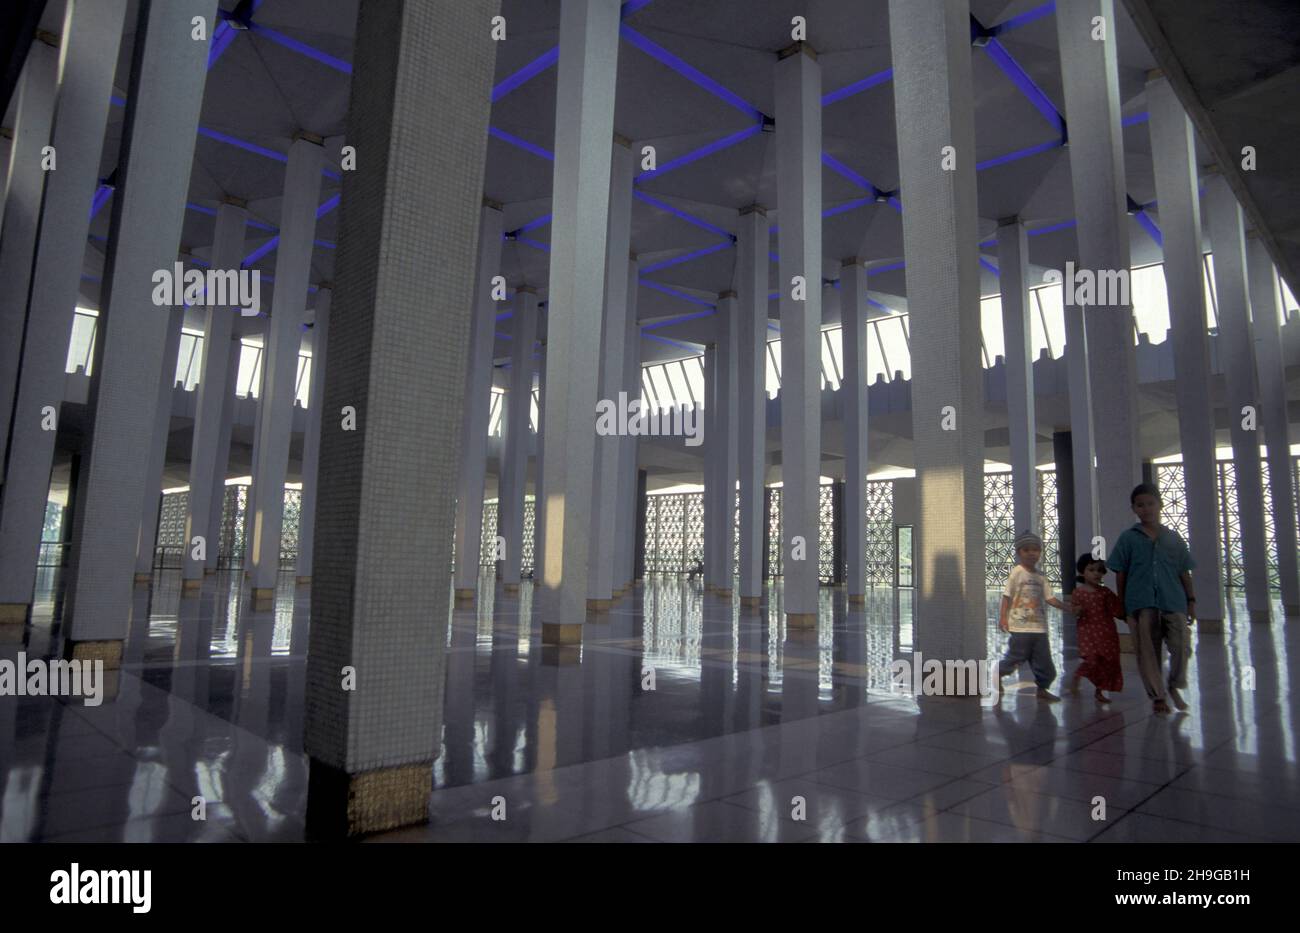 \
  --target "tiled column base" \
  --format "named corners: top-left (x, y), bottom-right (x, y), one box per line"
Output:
top-left (64, 639), bottom-right (124, 670)
top-left (503, 583), bottom-right (520, 594)
top-left (542, 622), bottom-right (582, 646)
top-left (251, 587), bottom-right (275, 610)
top-left (1284, 604), bottom-right (1300, 619)
top-left (786, 612), bottom-right (817, 629)
top-left (0, 604), bottom-right (29, 624)
top-left (741, 596), bottom-right (762, 607)
top-left (204, 568), bottom-right (217, 576)
top-left (454, 588), bottom-right (475, 604)
top-left (715, 588), bottom-right (732, 598)
top-left (586, 598), bottom-right (611, 612)
top-left (1248, 610), bottom-right (1271, 624)
top-left (848, 594), bottom-right (865, 606)
top-left (1197, 617), bottom-right (1224, 635)
top-left (295, 576), bottom-right (311, 585)
top-left (182, 579), bottom-right (202, 594)
top-left (133, 573), bottom-right (151, 584)
top-left (305, 759), bottom-right (431, 838)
